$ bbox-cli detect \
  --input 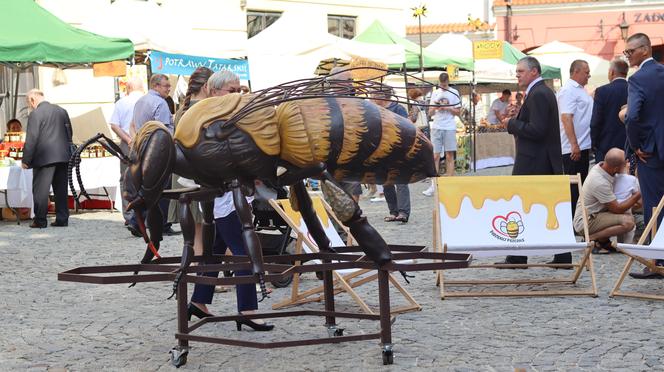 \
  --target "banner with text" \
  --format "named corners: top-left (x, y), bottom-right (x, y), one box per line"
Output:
top-left (473, 40), bottom-right (503, 60)
top-left (149, 50), bottom-right (249, 80)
